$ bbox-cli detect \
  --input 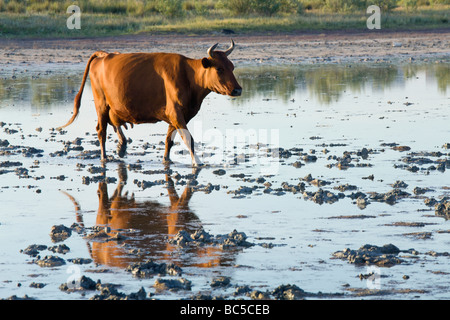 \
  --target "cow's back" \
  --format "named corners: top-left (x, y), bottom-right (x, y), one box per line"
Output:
top-left (90, 52), bottom-right (189, 124)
